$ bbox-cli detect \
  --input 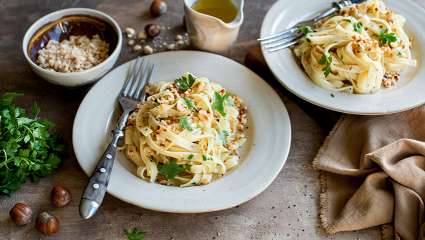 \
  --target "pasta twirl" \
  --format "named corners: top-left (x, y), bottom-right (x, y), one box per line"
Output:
top-left (293, 0), bottom-right (416, 94)
top-left (123, 73), bottom-right (248, 187)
